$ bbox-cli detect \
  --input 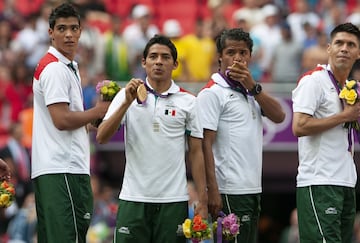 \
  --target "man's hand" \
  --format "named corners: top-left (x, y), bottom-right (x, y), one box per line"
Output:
top-left (208, 187), bottom-right (223, 219)
top-left (194, 201), bottom-right (208, 220)
top-left (0, 159), bottom-right (11, 181)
